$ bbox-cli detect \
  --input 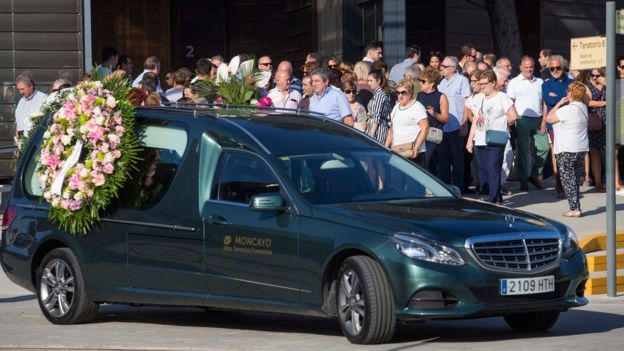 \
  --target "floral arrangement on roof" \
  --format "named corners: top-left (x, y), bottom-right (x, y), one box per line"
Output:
top-left (192, 55), bottom-right (271, 105)
top-left (36, 75), bottom-right (141, 235)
